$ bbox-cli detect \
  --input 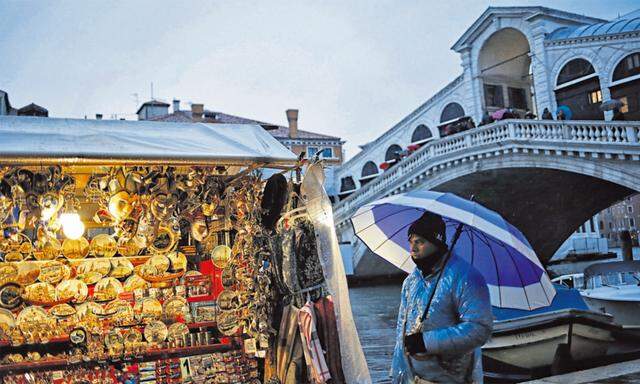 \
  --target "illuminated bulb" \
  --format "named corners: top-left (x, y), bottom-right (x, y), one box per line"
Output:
top-left (60, 213), bottom-right (85, 240)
